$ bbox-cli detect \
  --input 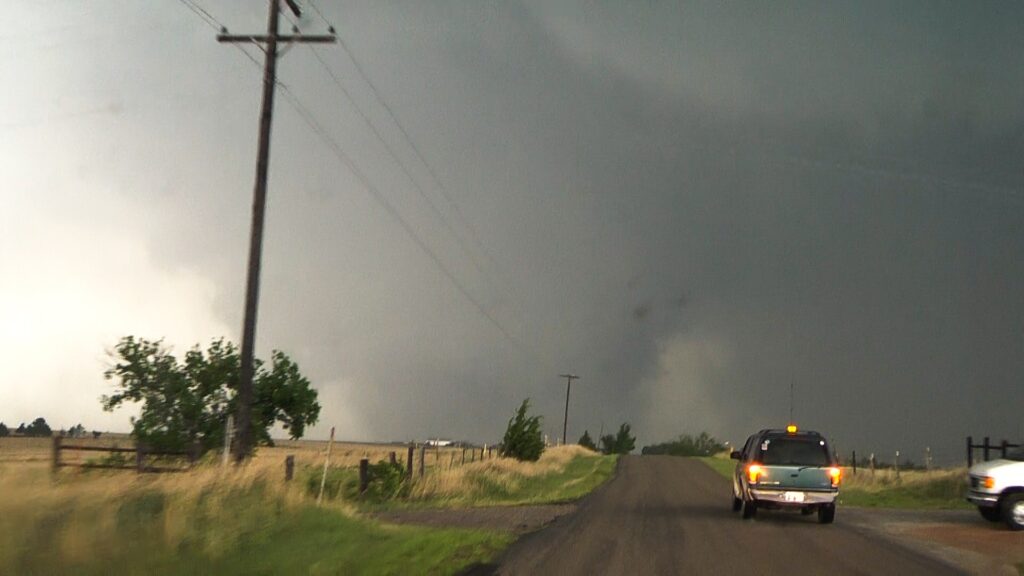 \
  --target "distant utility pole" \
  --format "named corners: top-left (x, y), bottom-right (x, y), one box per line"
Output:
top-left (218, 0), bottom-right (335, 462)
top-left (559, 374), bottom-right (580, 446)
